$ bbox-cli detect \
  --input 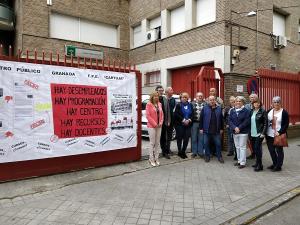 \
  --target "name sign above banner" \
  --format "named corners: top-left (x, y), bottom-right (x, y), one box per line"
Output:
top-left (0, 60), bottom-right (137, 163)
